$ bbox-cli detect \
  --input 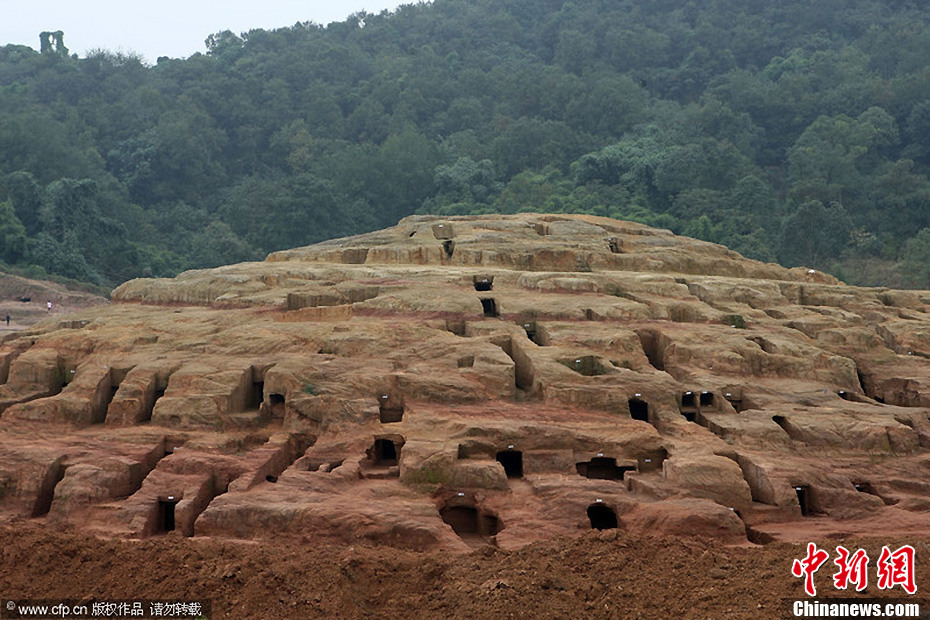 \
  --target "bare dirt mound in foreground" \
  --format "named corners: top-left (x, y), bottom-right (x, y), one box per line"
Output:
top-left (2, 524), bottom-right (926, 619)
top-left (2, 213), bottom-right (930, 616)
